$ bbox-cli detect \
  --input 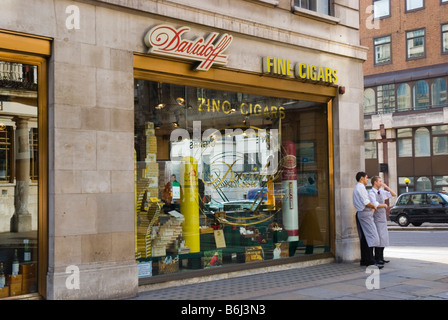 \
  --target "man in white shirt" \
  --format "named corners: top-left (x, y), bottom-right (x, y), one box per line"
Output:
top-left (369, 176), bottom-right (397, 265)
top-left (352, 172), bottom-right (382, 268)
